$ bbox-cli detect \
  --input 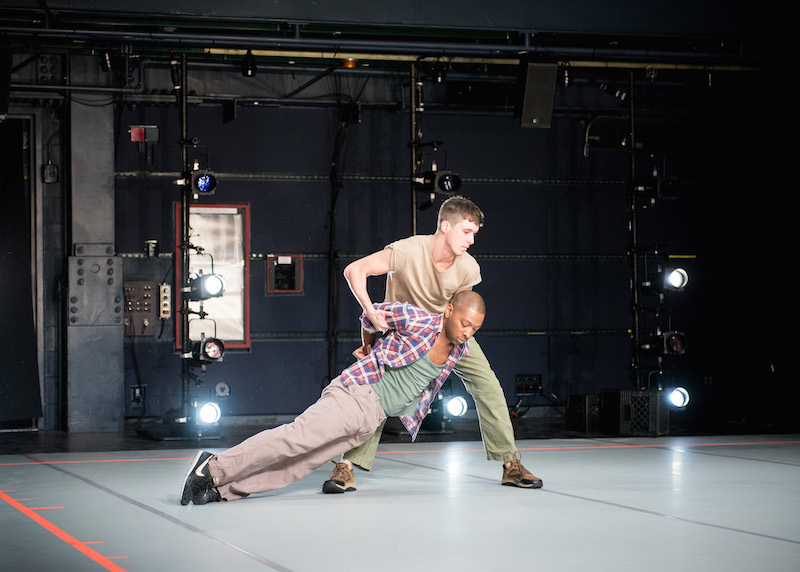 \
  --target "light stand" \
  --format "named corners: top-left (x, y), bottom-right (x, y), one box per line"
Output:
top-left (626, 71), bottom-right (643, 389)
top-left (136, 54), bottom-right (222, 441)
top-left (408, 63), bottom-right (460, 231)
top-left (410, 62), bottom-right (420, 235)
